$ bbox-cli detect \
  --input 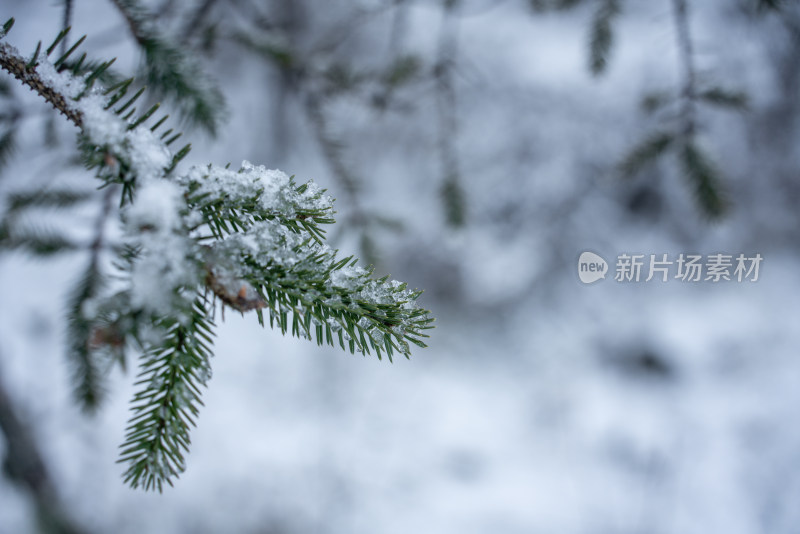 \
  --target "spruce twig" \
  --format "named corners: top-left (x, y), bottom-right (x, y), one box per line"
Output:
top-left (0, 20), bottom-right (433, 492)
